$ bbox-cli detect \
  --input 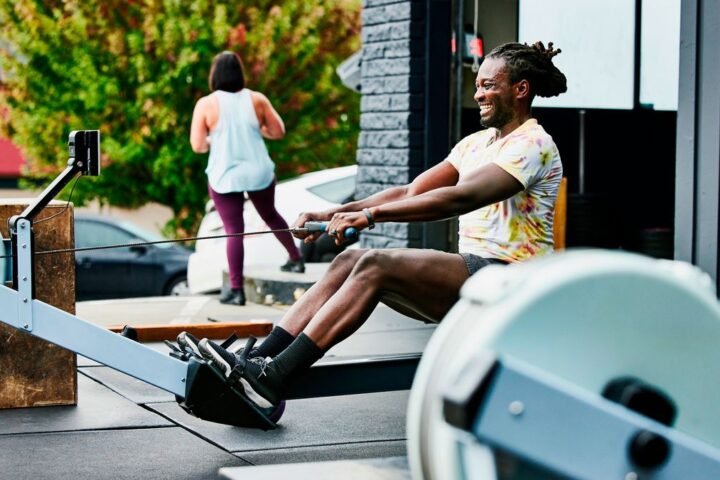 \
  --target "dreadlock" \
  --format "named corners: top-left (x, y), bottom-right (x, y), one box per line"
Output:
top-left (486, 41), bottom-right (567, 98)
